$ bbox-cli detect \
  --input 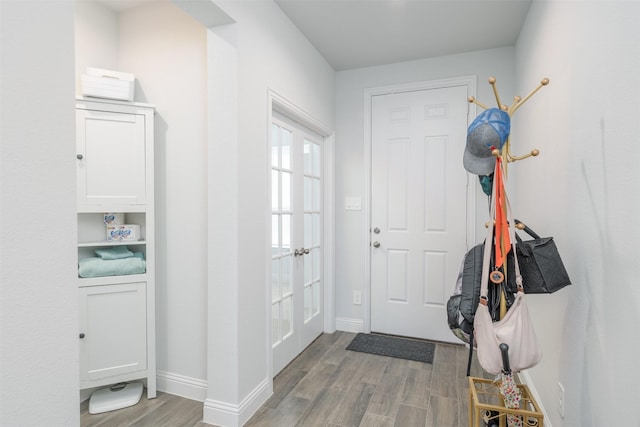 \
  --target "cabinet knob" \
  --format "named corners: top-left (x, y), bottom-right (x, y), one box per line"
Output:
top-left (79, 333), bottom-right (85, 339)
top-left (76, 154), bottom-right (83, 160)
